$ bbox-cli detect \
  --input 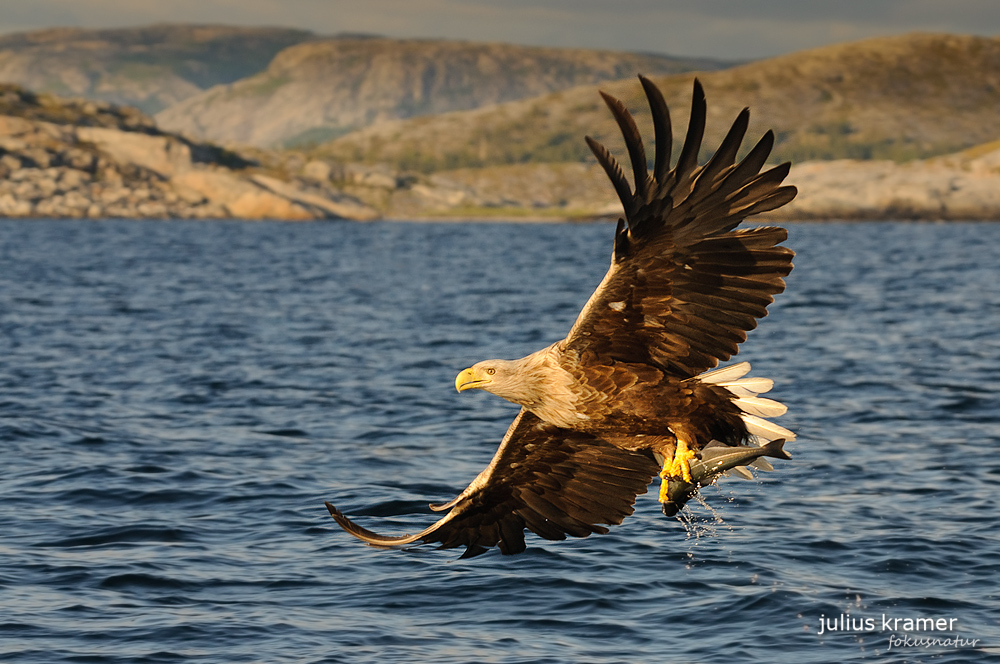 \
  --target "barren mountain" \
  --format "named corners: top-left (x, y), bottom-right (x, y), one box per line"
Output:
top-left (317, 33), bottom-right (1000, 171)
top-left (0, 84), bottom-right (376, 220)
top-left (0, 24), bottom-right (315, 113)
top-left (154, 38), bottom-right (730, 148)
